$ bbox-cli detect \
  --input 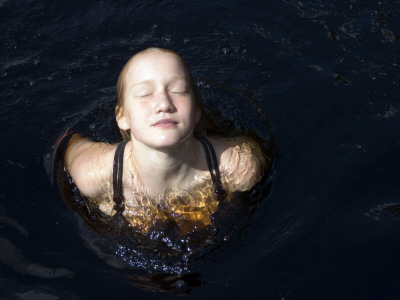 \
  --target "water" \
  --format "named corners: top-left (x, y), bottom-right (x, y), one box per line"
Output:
top-left (1, 0), bottom-right (400, 299)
